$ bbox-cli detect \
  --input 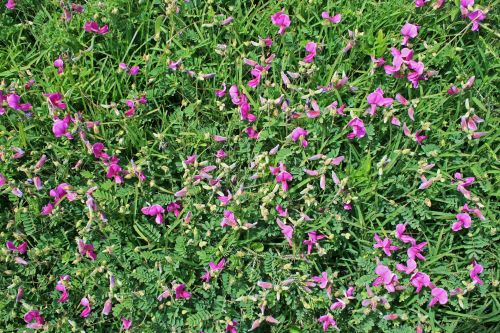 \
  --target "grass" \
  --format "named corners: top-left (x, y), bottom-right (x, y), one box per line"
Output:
top-left (0, 0), bottom-right (499, 332)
